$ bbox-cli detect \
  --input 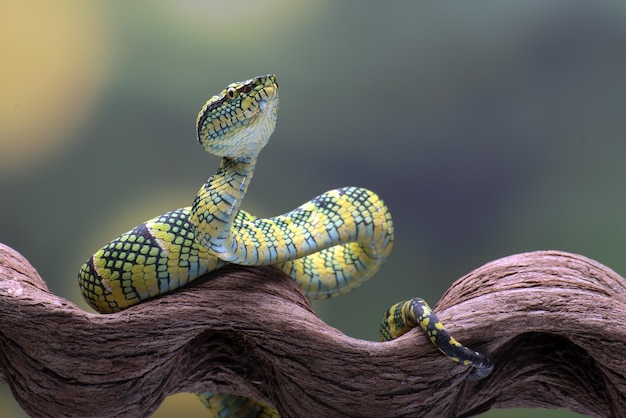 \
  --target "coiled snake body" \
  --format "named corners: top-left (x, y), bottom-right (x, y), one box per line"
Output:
top-left (78, 74), bottom-right (492, 417)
